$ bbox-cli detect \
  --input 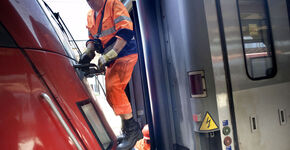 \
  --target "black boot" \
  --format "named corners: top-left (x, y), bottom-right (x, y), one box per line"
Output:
top-left (117, 134), bottom-right (125, 144)
top-left (116, 118), bottom-right (143, 150)
top-left (117, 120), bottom-right (125, 144)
